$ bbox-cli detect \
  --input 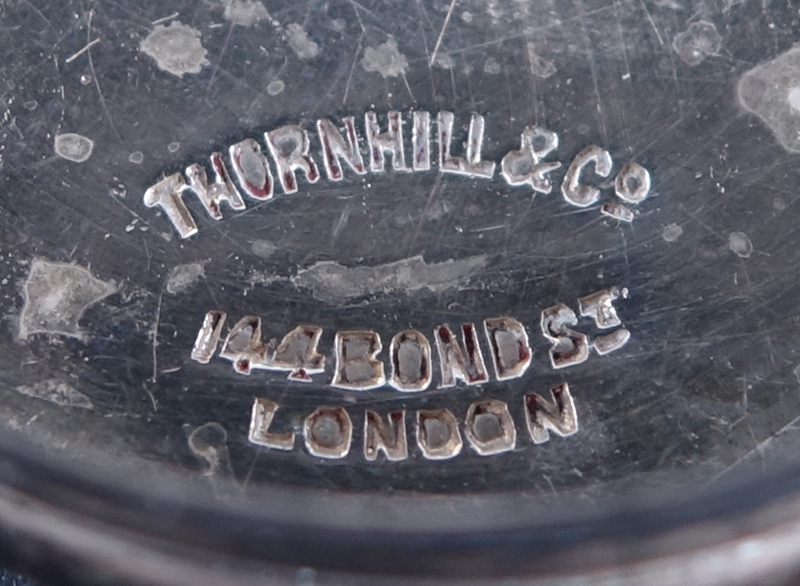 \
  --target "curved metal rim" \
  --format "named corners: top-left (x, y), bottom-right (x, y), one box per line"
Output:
top-left (1, 430), bottom-right (800, 581)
